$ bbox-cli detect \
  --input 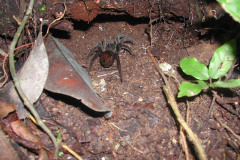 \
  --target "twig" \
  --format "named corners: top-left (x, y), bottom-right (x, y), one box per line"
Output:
top-left (1, 41), bottom-right (35, 87)
top-left (62, 144), bottom-right (83, 160)
top-left (207, 133), bottom-right (223, 156)
top-left (212, 91), bottom-right (240, 119)
top-left (0, 49), bottom-right (8, 87)
top-left (186, 100), bottom-right (190, 124)
top-left (147, 48), bottom-right (207, 160)
top-left (217, 118), bottom-right (240, 143)
top-left (148, 0), bottom-right (159, 47)
top-left (207, 95), bottom-right (216, 119)
top-left (110, 122), bottom-right (128, 132)
top-left (107, 121), bottom-right (144, 154)
top-left (165, 27), bottom-right (177, 50)
top-left (43, 0), bottom-right (67, 38)
top-left (180, 127), bottom-right (189, 160)
top-left (8, 0), bottom-right (58, 156)
top-left (180, 100), bottom-right (190, 160)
